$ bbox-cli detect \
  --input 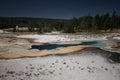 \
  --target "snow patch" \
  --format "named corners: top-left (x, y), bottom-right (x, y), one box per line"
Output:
top-left (17, 34), bottom-right (108, 43)
top-left (113, 37), bottom-right (120, 40)
top-left (0, 30), bottom-right (4, 33)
